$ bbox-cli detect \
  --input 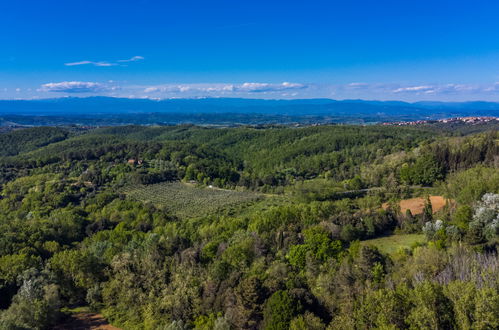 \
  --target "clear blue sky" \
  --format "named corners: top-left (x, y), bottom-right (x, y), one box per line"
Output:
top-left (2, 0), bottom-right (499, 101)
